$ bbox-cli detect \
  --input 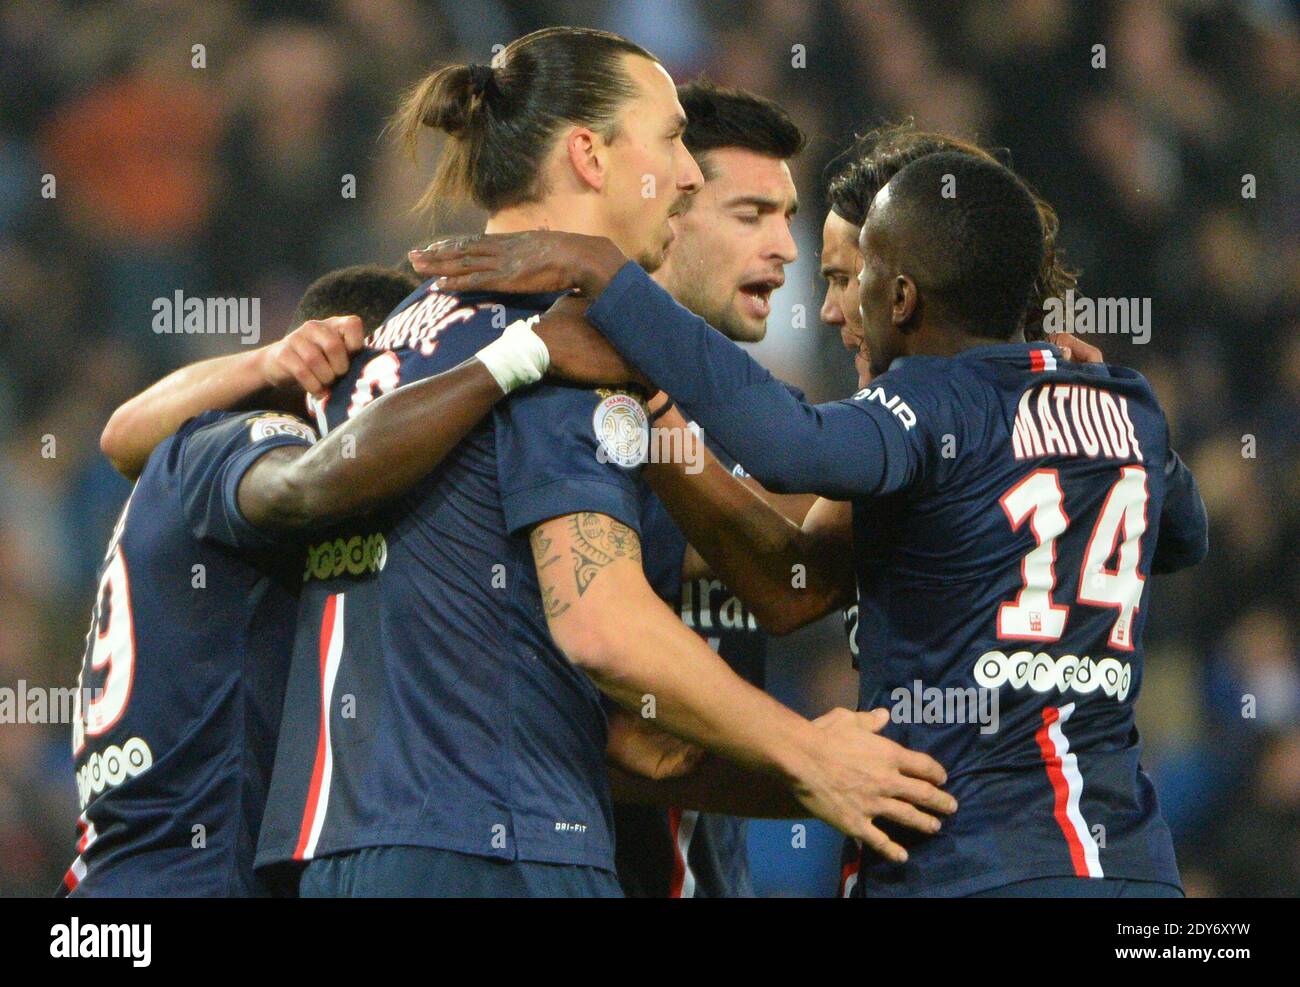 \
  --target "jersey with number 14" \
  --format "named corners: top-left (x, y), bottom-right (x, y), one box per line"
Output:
top-left (843, 346), bottom-right (1205, 897)
top-left (585, 265), bottom-right (1208, 898)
